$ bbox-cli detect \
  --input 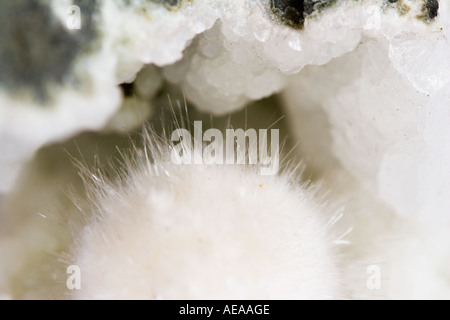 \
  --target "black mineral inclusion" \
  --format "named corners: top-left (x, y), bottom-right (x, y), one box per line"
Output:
top-left (272, 0), bottom-right (440, 29)
top-left (270, 0), bottom-right (334, 29)
top-left (426, 0), bottom-right (439, 20)
top-left (0, 0), bottom-right (98, 103)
